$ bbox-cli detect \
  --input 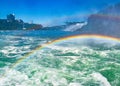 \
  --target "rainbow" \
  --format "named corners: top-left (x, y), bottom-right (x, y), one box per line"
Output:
top-left (10, 34), bottom-right (120, 68)
top-left (90, 13), bottom-right (120, 21)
